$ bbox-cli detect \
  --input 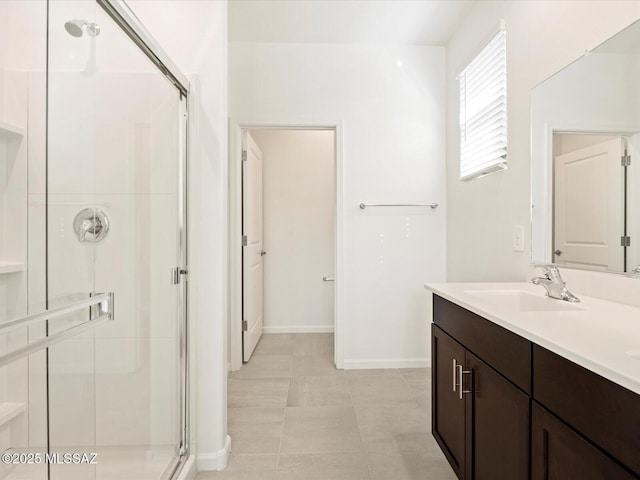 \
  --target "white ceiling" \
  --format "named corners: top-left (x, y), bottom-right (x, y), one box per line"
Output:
top-left (228, 0), bottom-right (477, 46)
